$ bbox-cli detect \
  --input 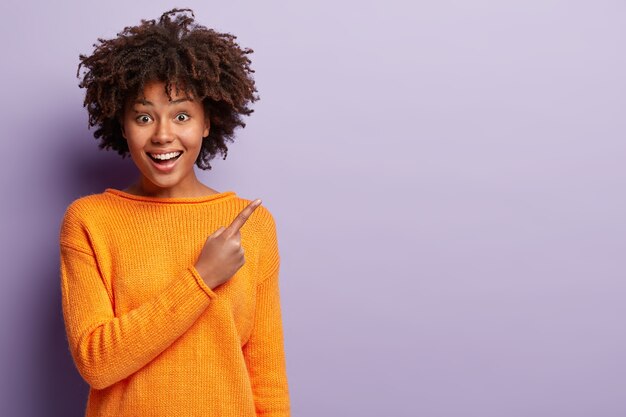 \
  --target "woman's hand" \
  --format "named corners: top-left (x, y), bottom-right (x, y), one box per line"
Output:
top-left (194, 199), bottom-right (262, 290)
